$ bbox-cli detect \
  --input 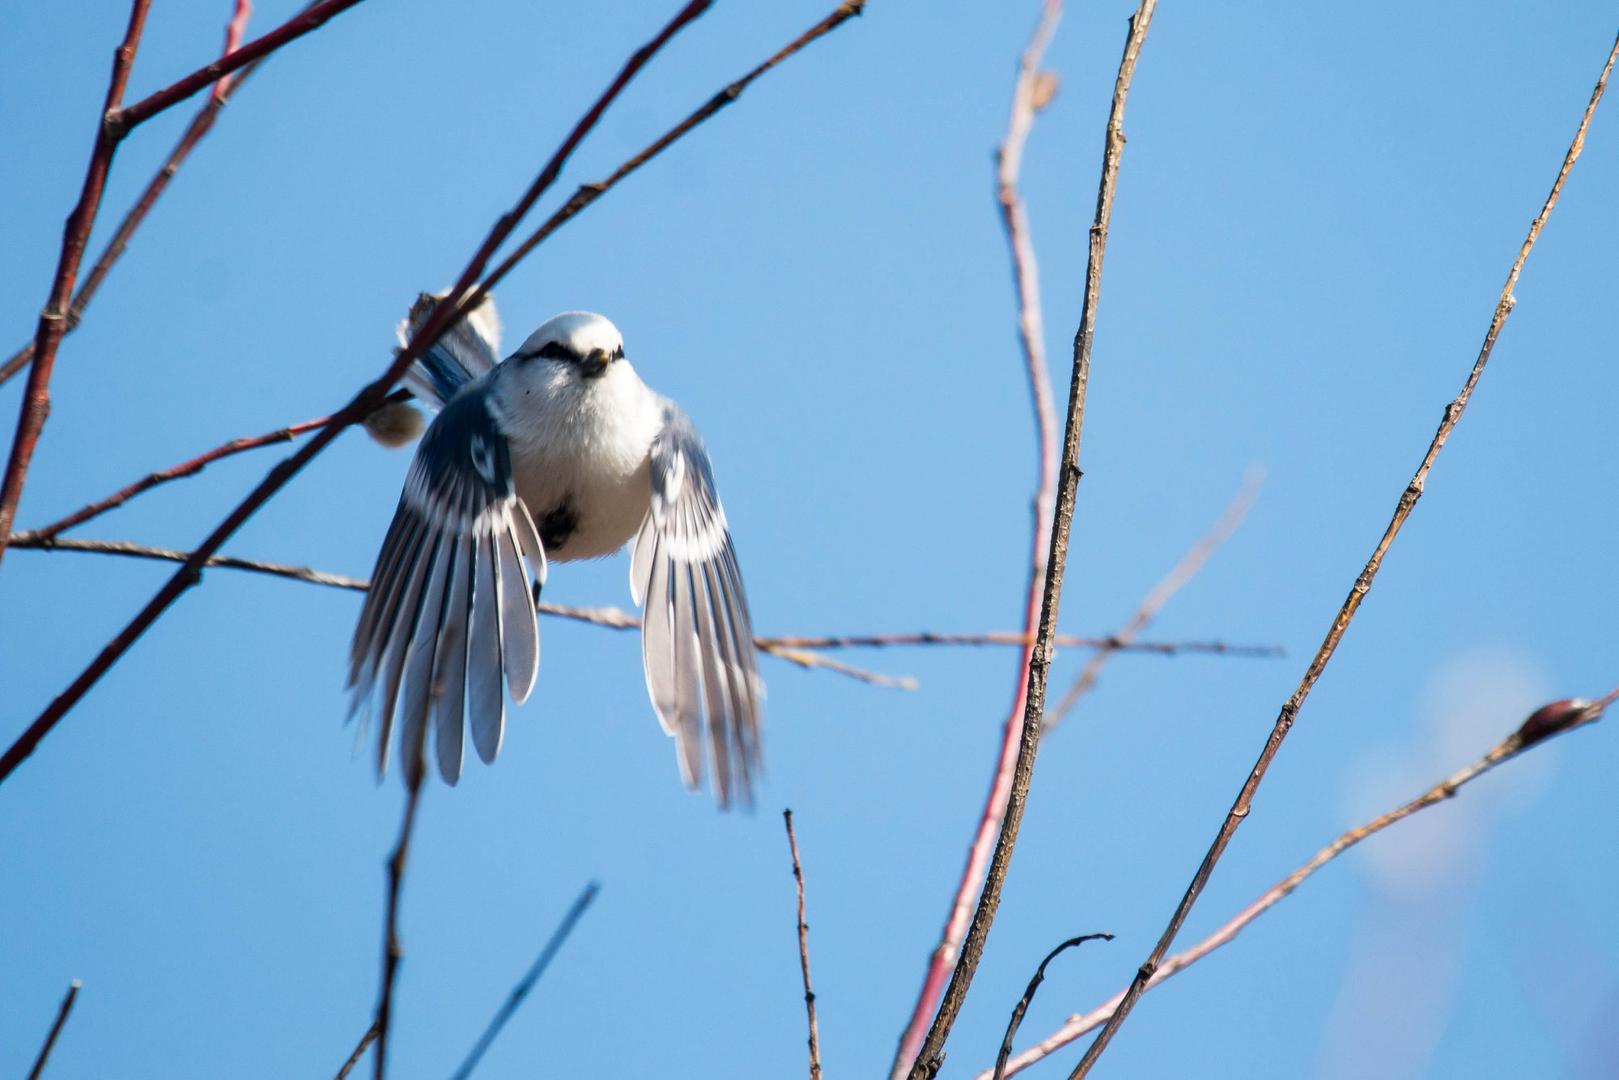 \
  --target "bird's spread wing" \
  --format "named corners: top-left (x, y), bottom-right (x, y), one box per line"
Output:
top-left (631, 402), bottom-right (763, 806)
top-left (397, 291), bottom-right (503, 408)
top-left (349, 386), bottom-right (546, 785)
